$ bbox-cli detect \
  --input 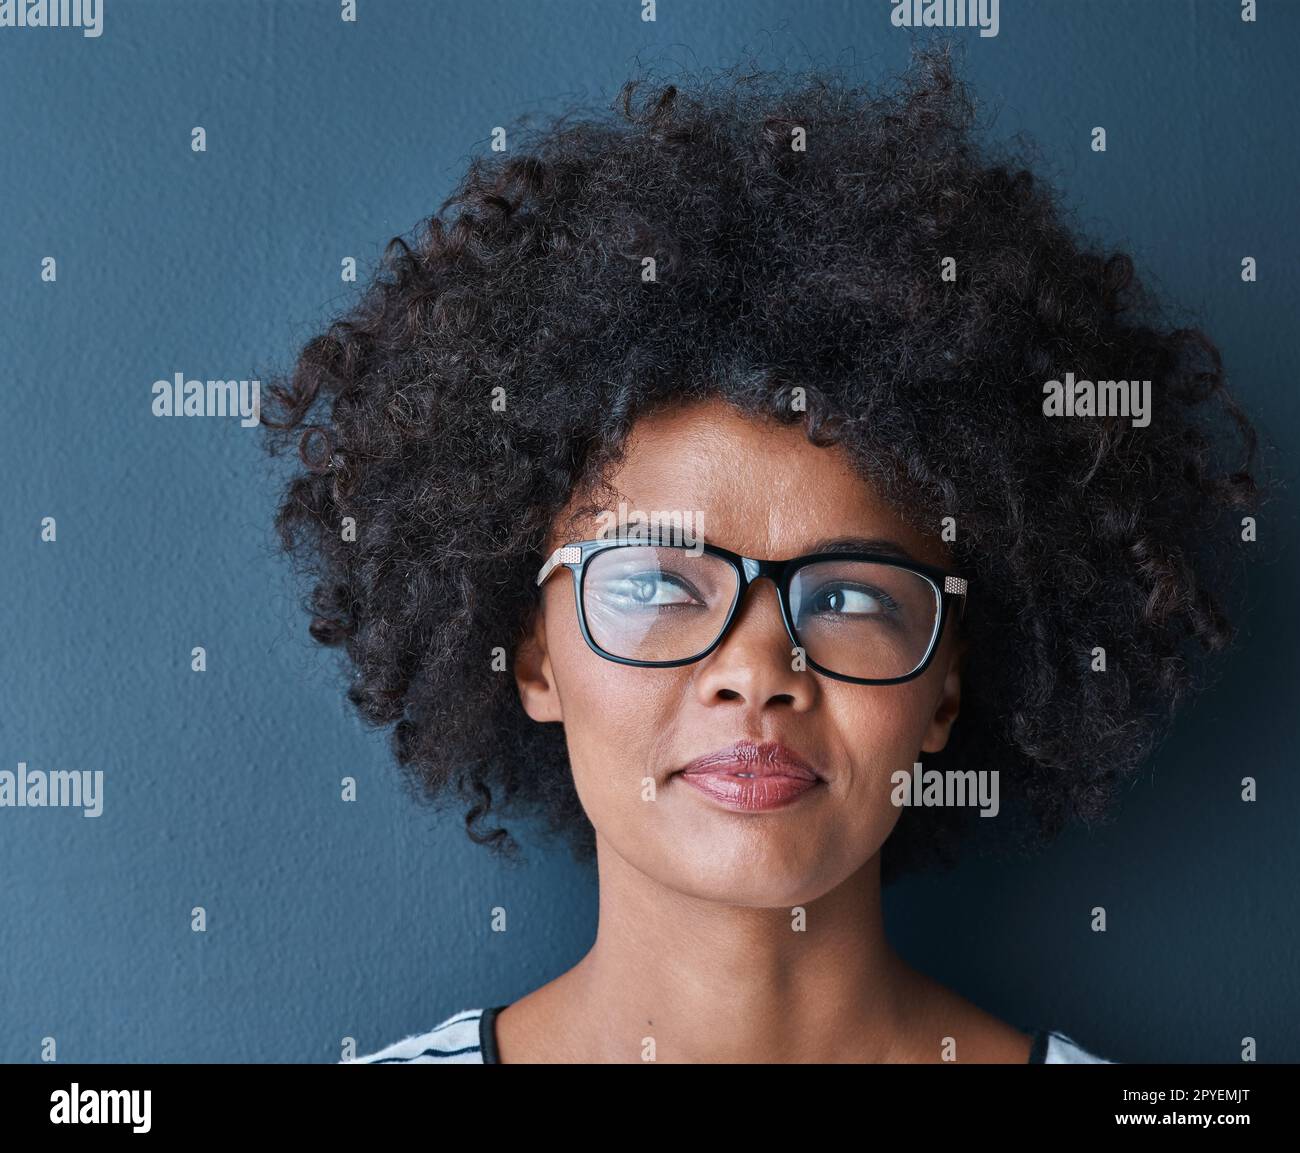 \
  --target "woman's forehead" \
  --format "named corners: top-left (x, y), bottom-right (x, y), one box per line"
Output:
top-left (556, 399), bottom-right (951, 568)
